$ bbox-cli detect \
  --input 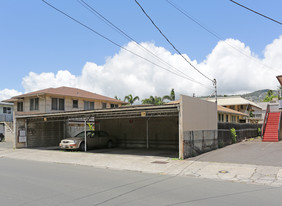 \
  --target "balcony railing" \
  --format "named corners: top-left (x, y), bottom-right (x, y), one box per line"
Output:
top-left (0, 114), bottom-right (13, 122)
